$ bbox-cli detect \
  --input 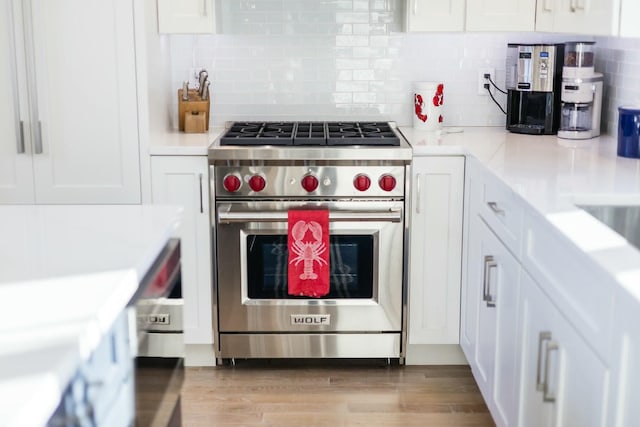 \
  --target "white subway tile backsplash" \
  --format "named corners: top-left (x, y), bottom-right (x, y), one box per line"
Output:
top-left (165, 1), bottom-right (638, 132)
